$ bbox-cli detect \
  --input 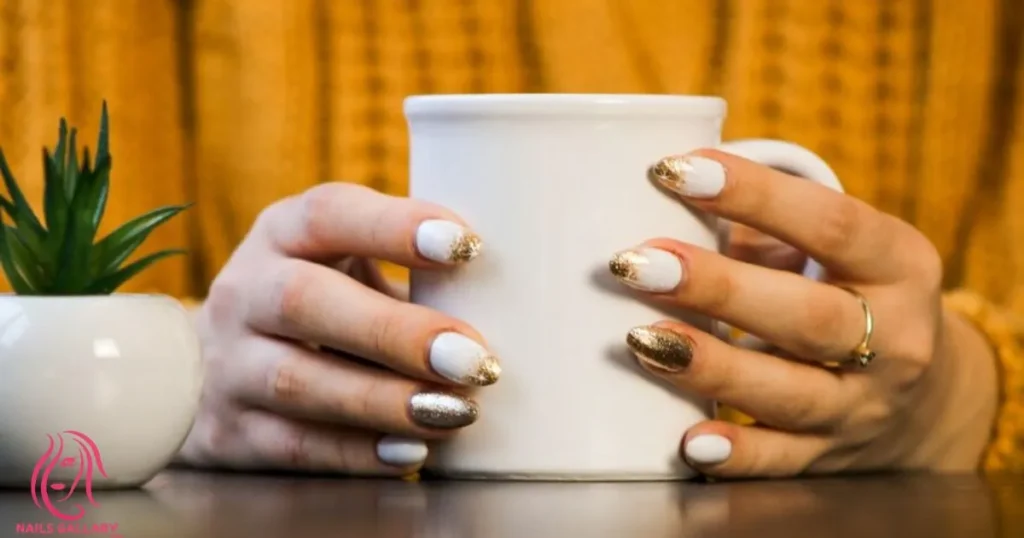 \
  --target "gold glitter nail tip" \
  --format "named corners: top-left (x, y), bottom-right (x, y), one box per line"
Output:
top-left (448, 232), bottom-right (483, 263)
top-left (466, 355), bottom-right (501, 386)
top-left (608, 251), bottom-right (643, 283)
top-left (626, 326), bottom-right (694, 373)
top-left (415, 220), bottom-right (483, 264)
top-left (409, 392), bottom-right (479, 429)
top-left (649, 155), bottom-right (690, 190)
